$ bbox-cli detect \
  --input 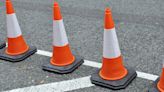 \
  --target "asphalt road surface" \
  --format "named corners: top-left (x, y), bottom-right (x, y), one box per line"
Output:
top-left (0, 0), bottom-right (164, 92)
